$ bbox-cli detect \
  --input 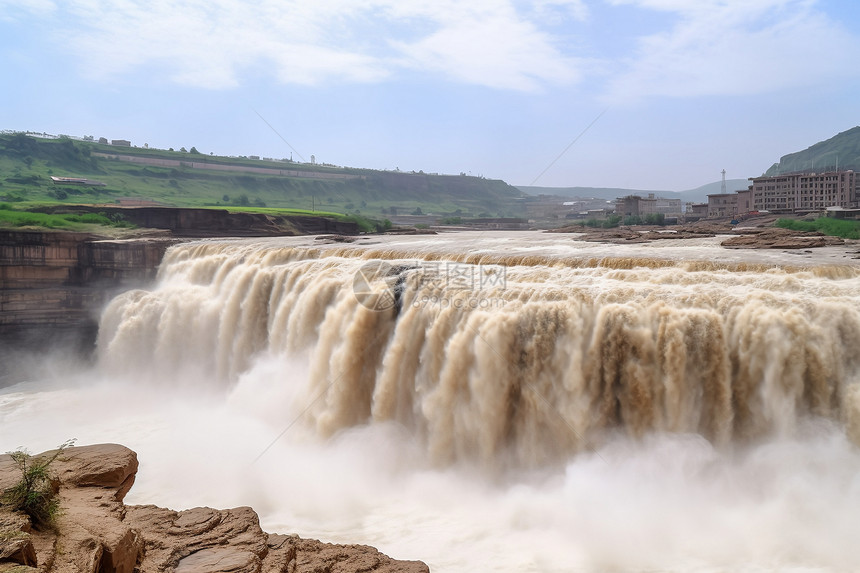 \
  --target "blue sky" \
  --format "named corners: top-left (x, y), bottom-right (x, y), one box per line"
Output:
top-left (1, 0), bottom-right (859, 190)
